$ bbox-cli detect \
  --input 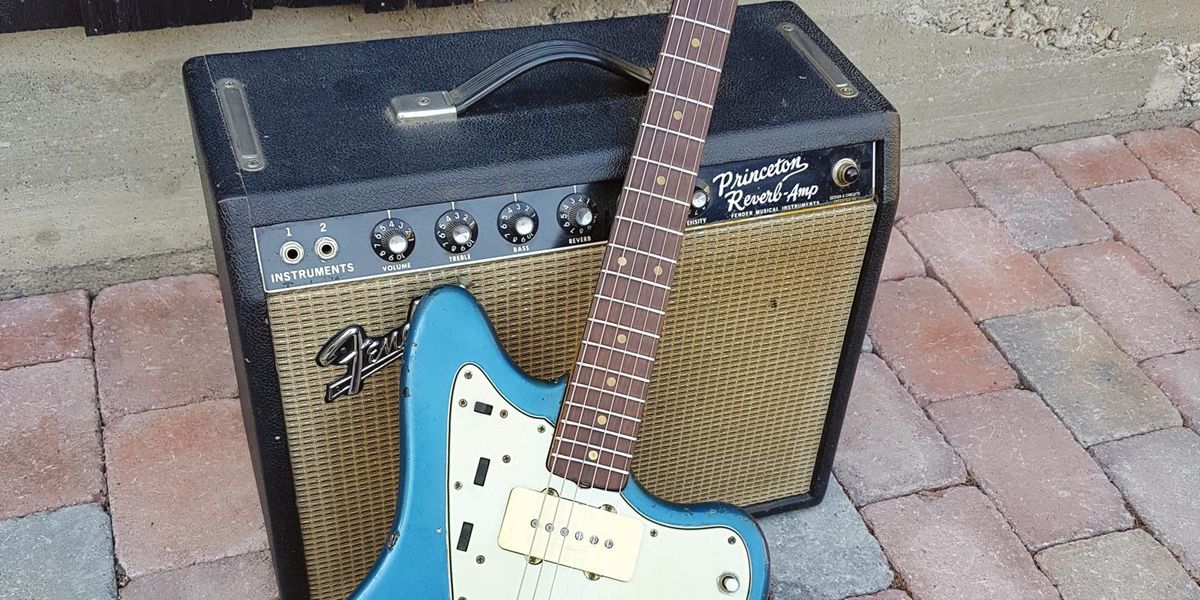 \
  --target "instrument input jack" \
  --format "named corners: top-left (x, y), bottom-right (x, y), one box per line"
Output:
top-left (280, 241), bottom-right (305, 265)
top-left (315, 236), bottom-right (339, 261)
top-left (833, 158), bottom-right (861, 188)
